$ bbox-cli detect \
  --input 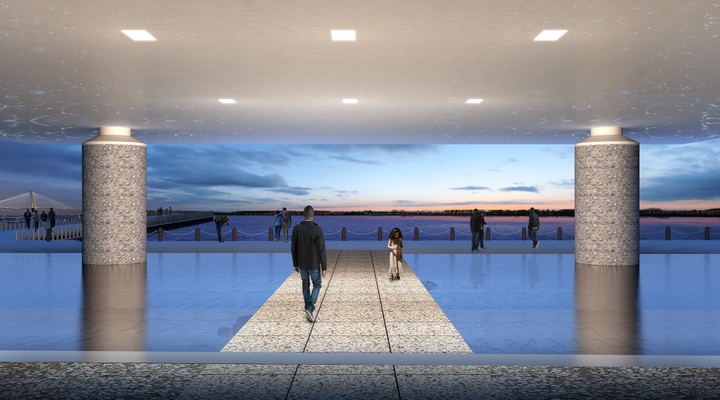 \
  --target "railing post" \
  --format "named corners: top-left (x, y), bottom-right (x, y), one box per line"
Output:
top-left (195, 228), bottom-right (200, 241)
top-left (486, 227), bottom-right (491, 241)
top-left (158, 228), bottom-right (163, 242)
top-left (522, 227), bottom-right (527, 241)
top-left (414, 227), bottom-right (419, 241)
top-left (232, 227), bottom-right (237, 241)
top-left (342, 227), bottom-right (347, 241)
top-left (378, 227), bottom-right (382, 241)
top-left (557, 227), bottom-right (562, 241)
top-left (706, 227), bottom-right (710, 240)
top-left (450, 227), bottom-right (455, 241)
top-left (665, 227), bottom-right (671, 240)
top-left (268, 228), bottom-right (273, 241)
